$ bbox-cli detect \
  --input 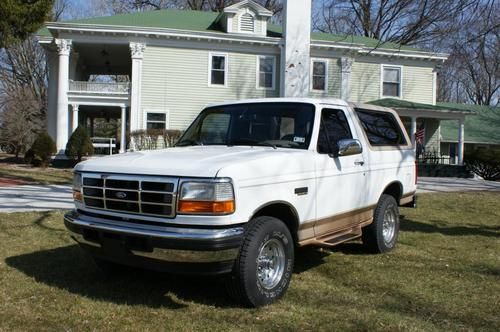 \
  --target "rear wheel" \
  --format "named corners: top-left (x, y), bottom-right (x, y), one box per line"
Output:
top-left (362, 194), bottom-right (400, 253)
top-left (226, 216), bottom-right (294, 307)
